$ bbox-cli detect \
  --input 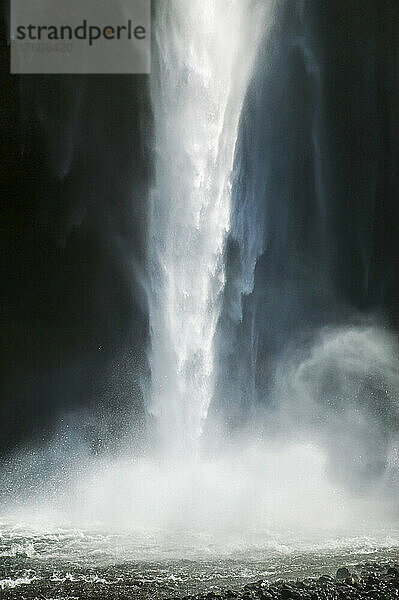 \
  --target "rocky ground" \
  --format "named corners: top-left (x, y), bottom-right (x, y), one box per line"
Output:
top-left (2, 561), bottom-right (399, 599)
top-left (169, 563), bottom-right (399, 600)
